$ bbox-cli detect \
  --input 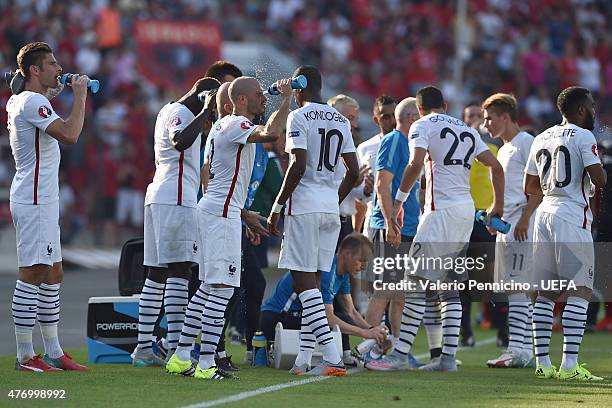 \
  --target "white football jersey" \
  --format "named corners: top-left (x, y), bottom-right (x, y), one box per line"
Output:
top-left (145, 102), bottom-right (200, 208)
top-left (199, 114), bottom-right (256, 218)
top-left (7, 91), bottom-right (61, 205)
top-left (285, 102), bottom-right (355, 215)
top-left (338, 133), bottom-right (378, 215)
top-left (409, 113), bottom-right (489, 211)
top-left (357, 134), bottom-right (381, 172)
top-left (355, 133), bottom-right (382, 208)
top-left (525, 123), bottom-right (601, 229)
top-left (496, 131), bottom-right (534, 218)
